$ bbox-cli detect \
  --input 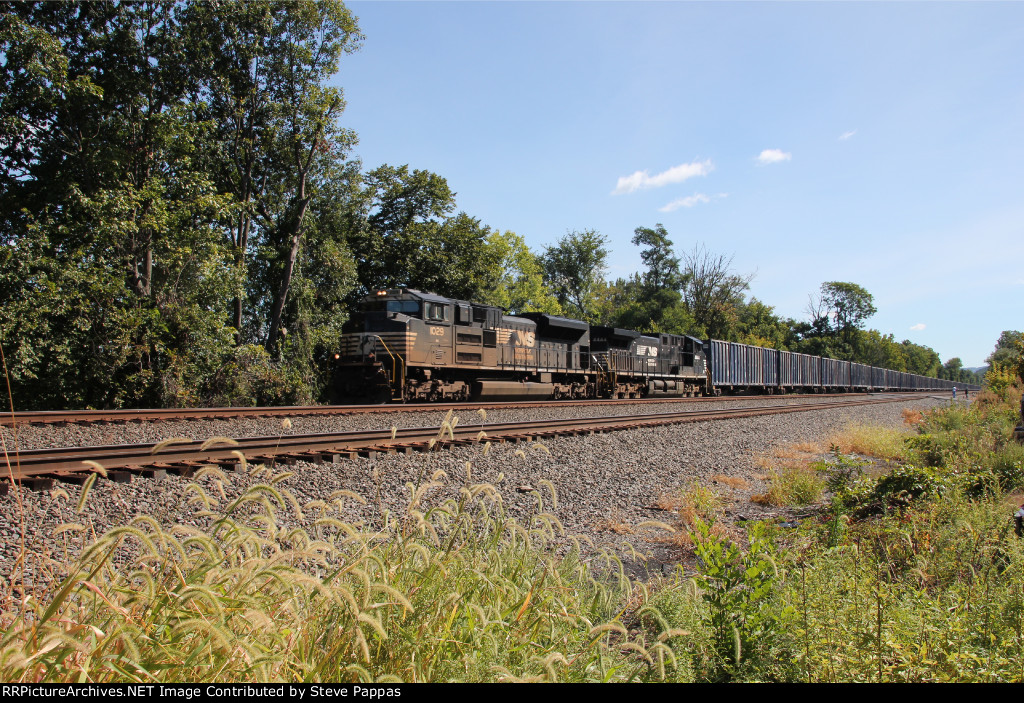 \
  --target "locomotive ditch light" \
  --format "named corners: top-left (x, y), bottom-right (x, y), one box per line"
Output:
top-left (334, 353), bottom-right (340, 359)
